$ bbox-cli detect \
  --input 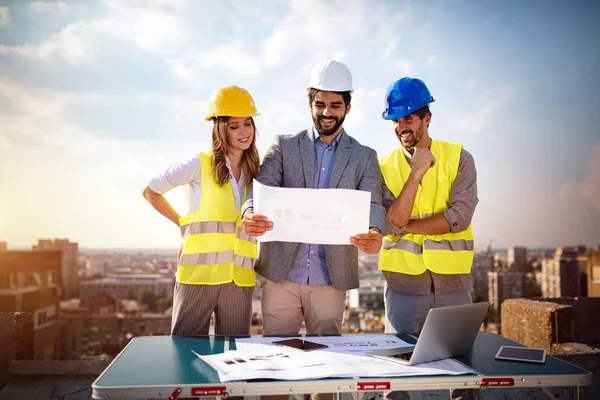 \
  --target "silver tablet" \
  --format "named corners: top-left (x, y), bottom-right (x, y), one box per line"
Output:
top-left (495, 345), bottom-right (547, 364)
